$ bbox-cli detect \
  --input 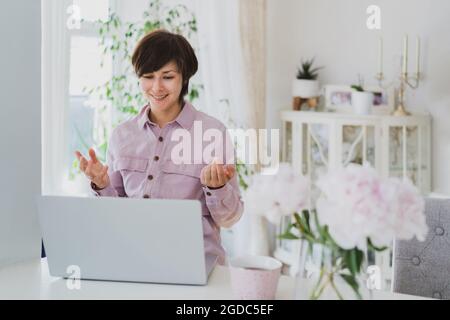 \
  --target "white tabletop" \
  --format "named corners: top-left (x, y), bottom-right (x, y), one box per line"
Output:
top-left (0, 258), bottom-right (427, 300)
